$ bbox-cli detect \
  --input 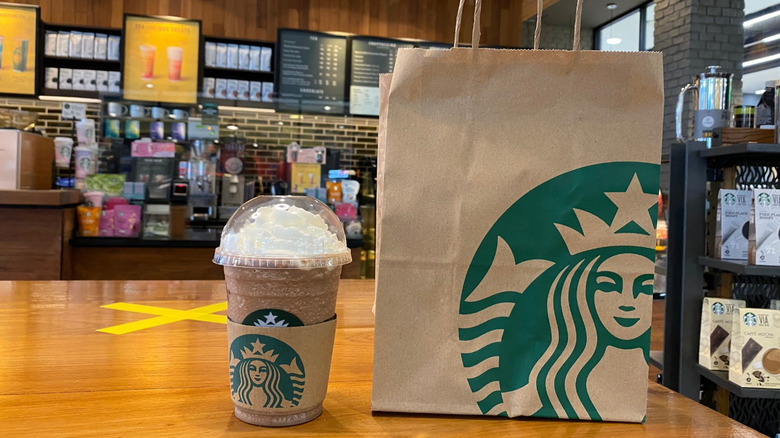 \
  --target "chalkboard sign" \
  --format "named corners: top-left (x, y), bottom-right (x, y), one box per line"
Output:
top-left (348, 37), bottom-right (414, 117)
top-left (275, 29), bottom-right (347, 115)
